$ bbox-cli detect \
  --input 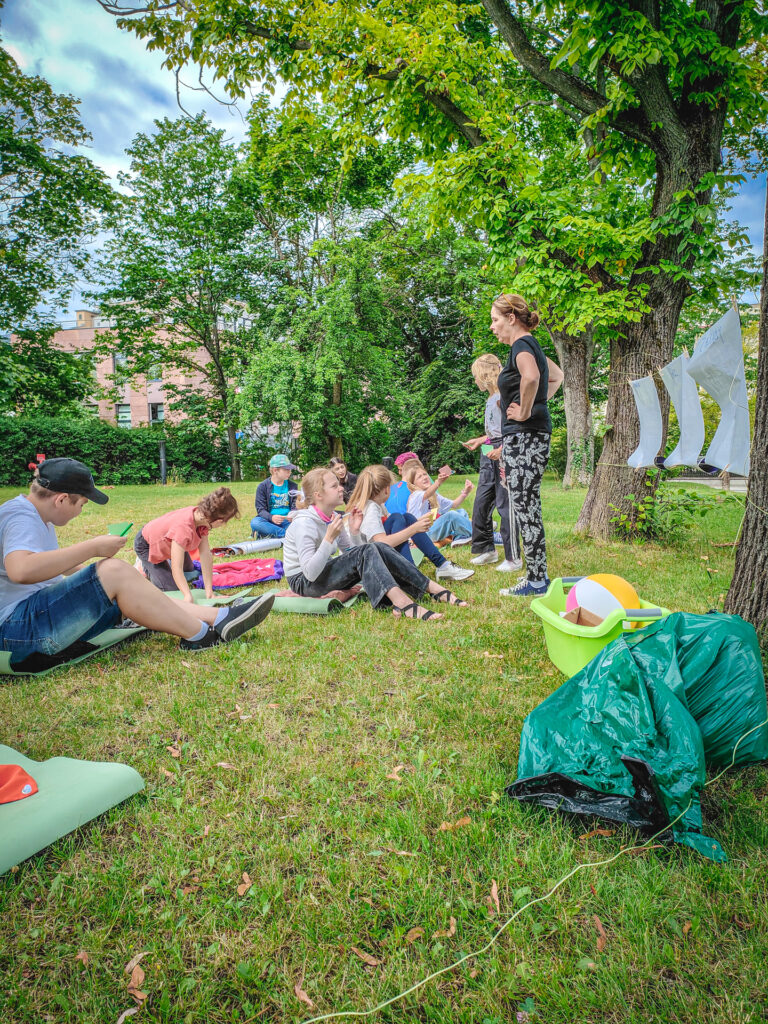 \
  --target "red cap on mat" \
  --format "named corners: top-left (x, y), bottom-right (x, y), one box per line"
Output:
top-left (0, 764), bottom-right (38, 804)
